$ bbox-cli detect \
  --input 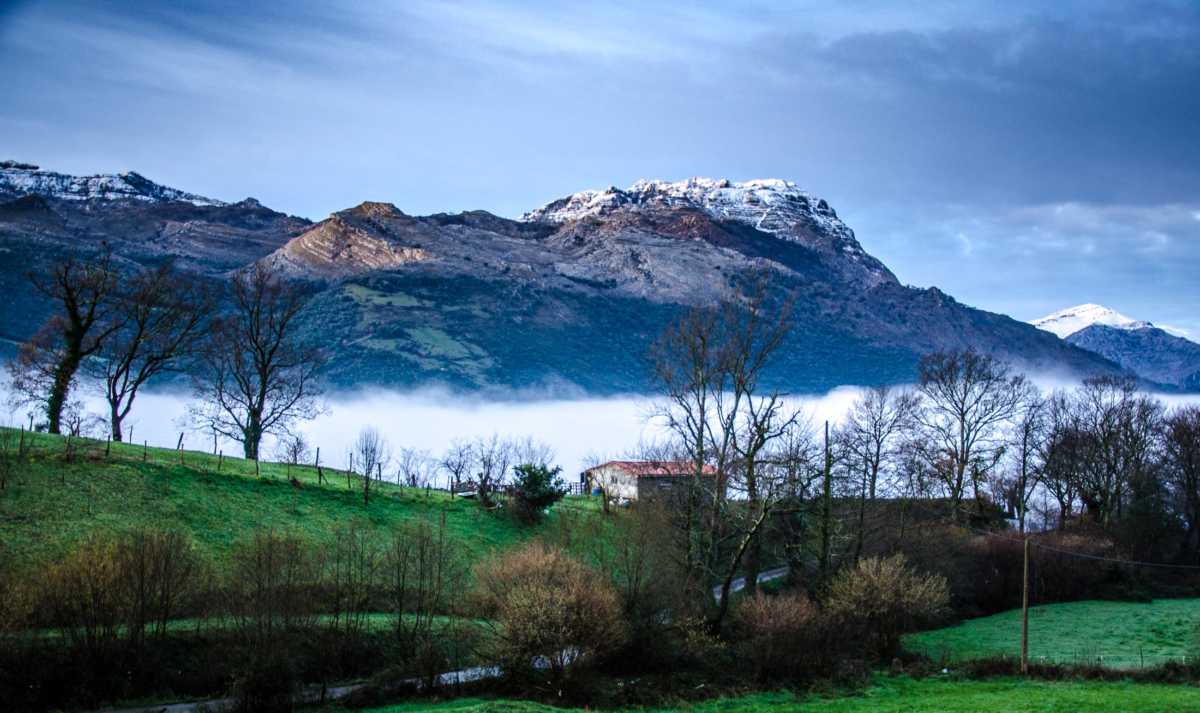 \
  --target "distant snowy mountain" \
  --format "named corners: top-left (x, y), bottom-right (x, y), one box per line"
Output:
top-left (1033, 303), bottom-right (1200, 390)
top-left (0, 160), bottom-right (224, 206)
top-left (1032, 303), bottom-right (1152, 338)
